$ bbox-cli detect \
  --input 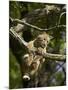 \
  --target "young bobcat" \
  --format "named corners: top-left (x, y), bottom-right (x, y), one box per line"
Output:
top-left (22, 32), bottom-right (50, 80)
